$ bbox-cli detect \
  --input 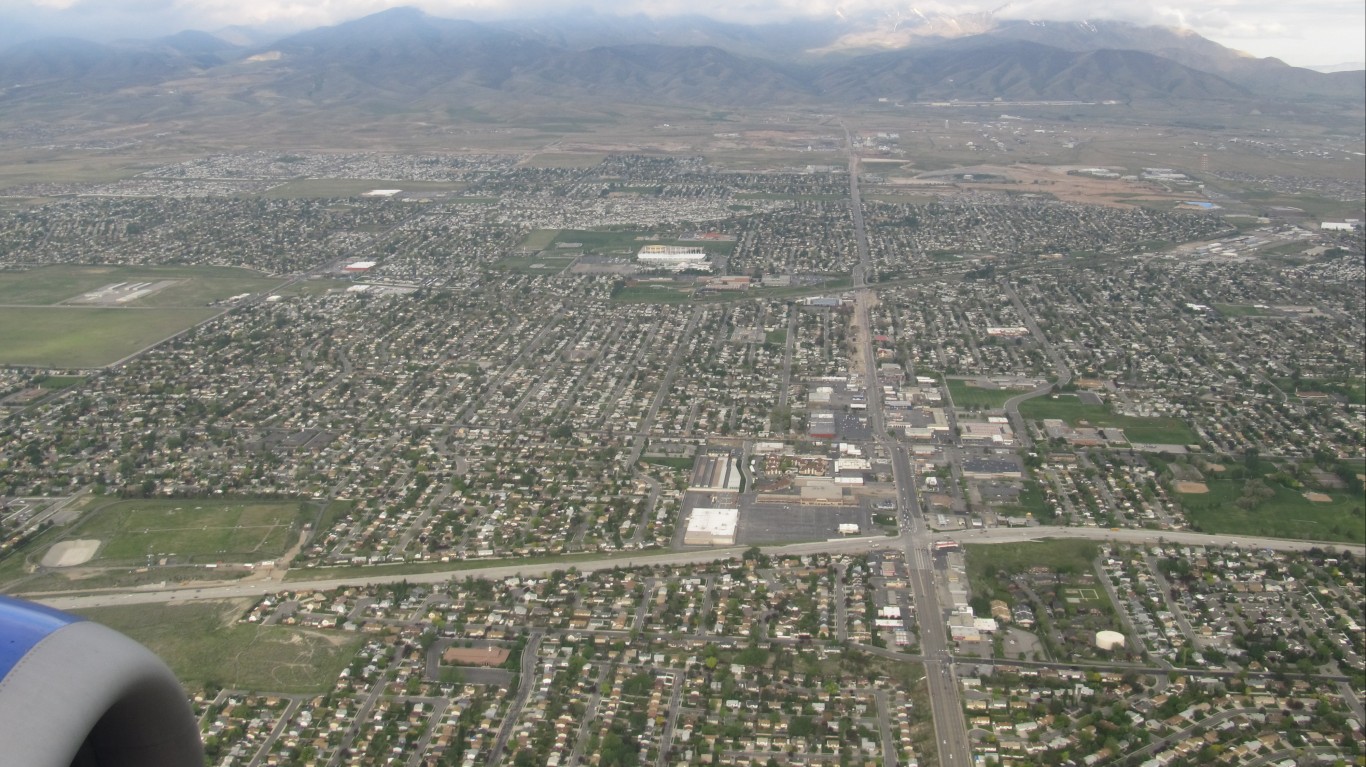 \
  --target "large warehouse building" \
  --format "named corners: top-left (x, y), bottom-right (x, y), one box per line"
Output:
top-left (683, 507), bottom-right (738, 546)
top-left (637, 245), bottom-right (709, 270)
